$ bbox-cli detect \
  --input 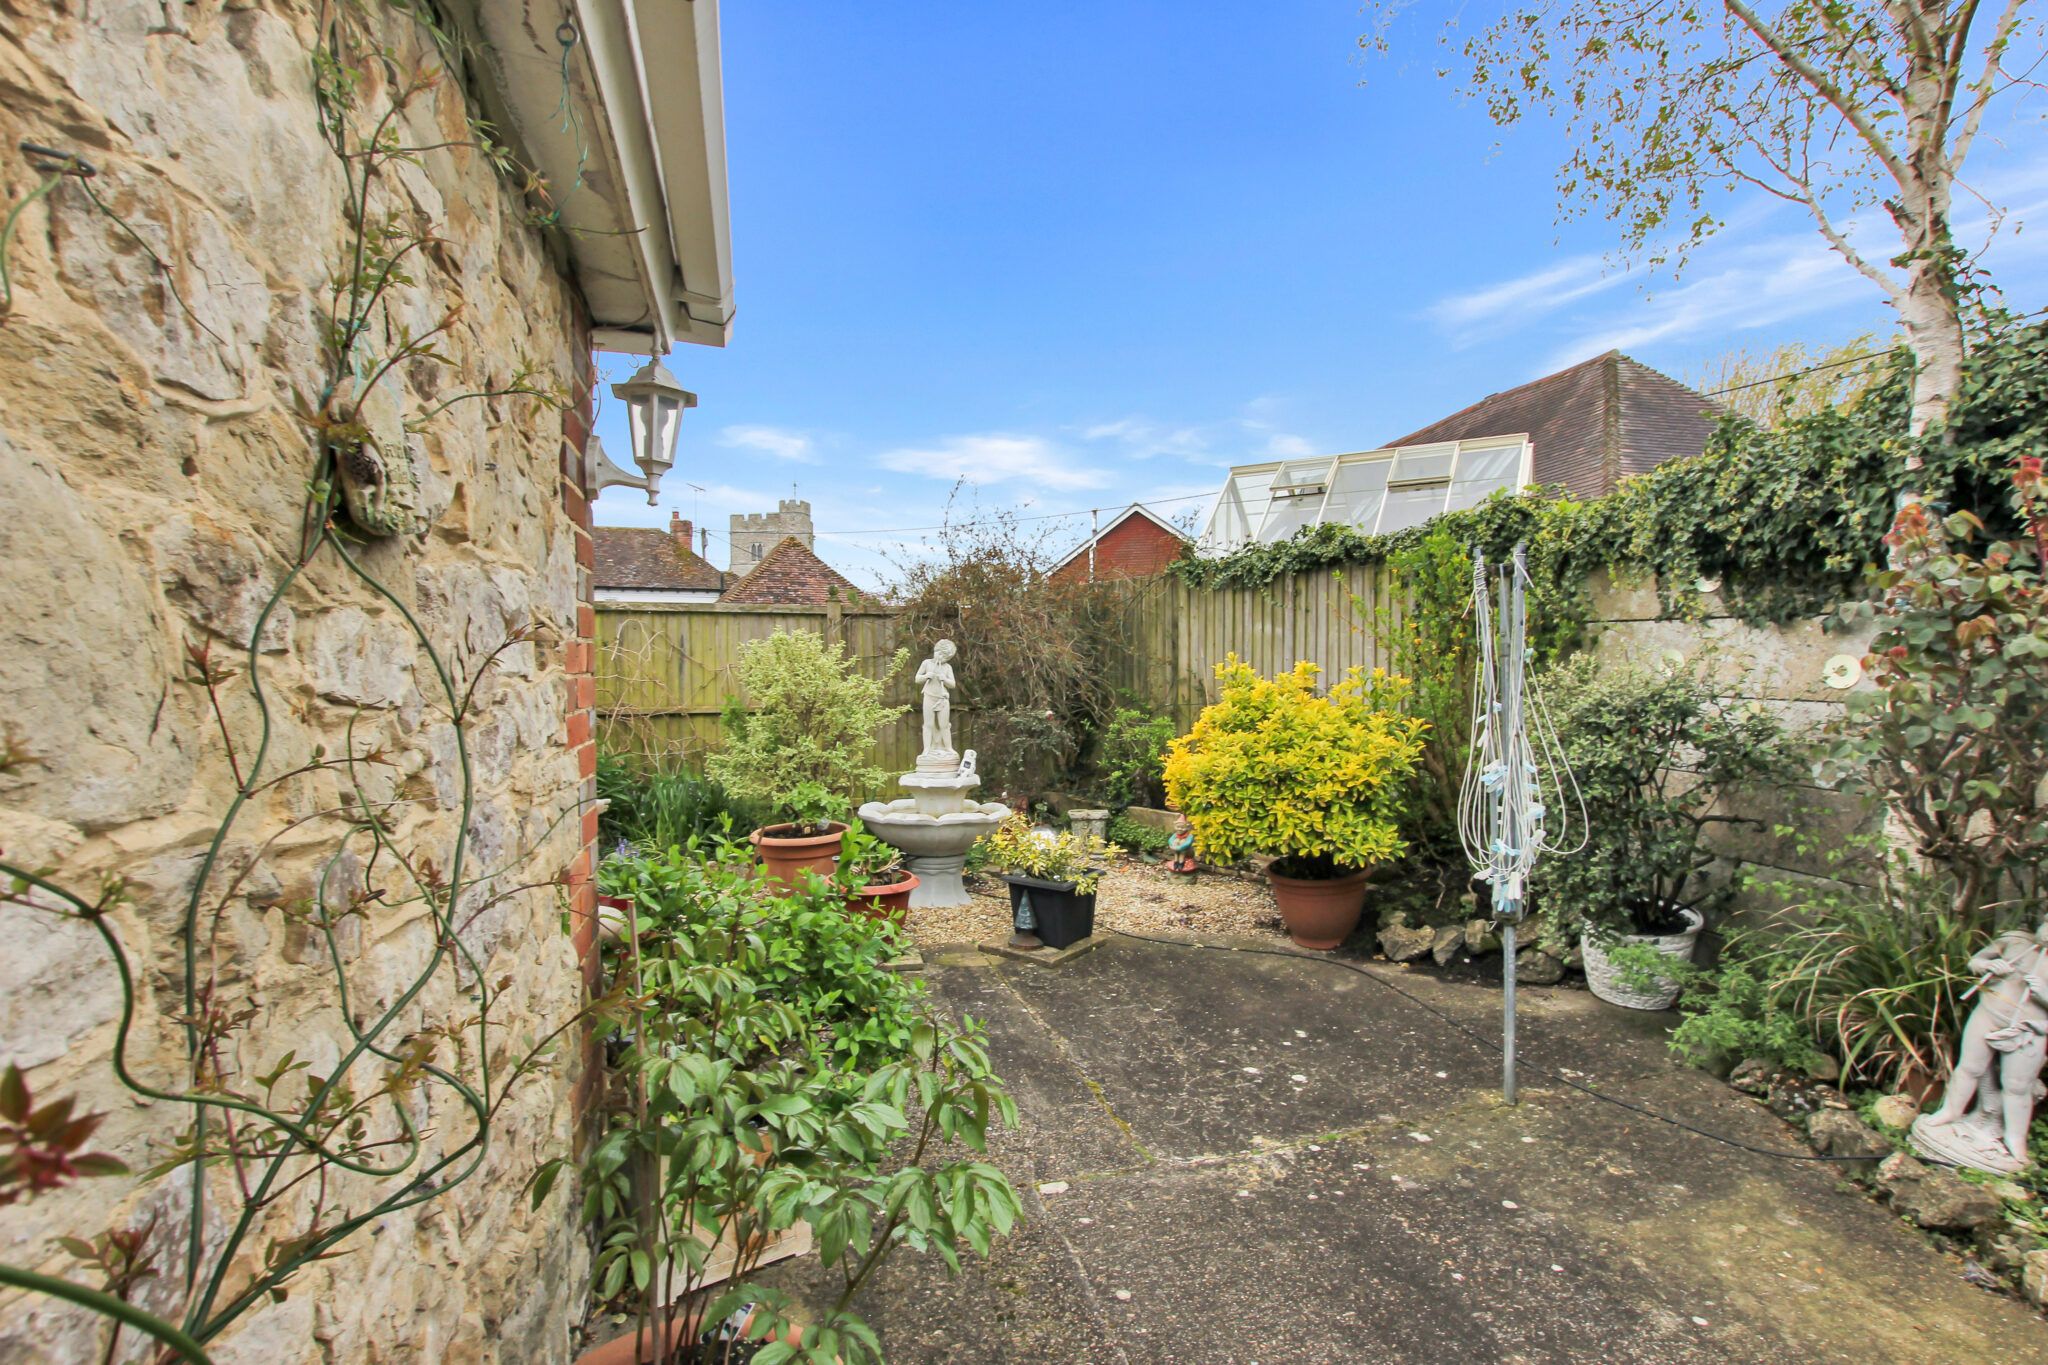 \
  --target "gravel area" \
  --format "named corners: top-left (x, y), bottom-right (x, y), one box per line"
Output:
top-left (904, 856), bottom-right (1288, 948)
